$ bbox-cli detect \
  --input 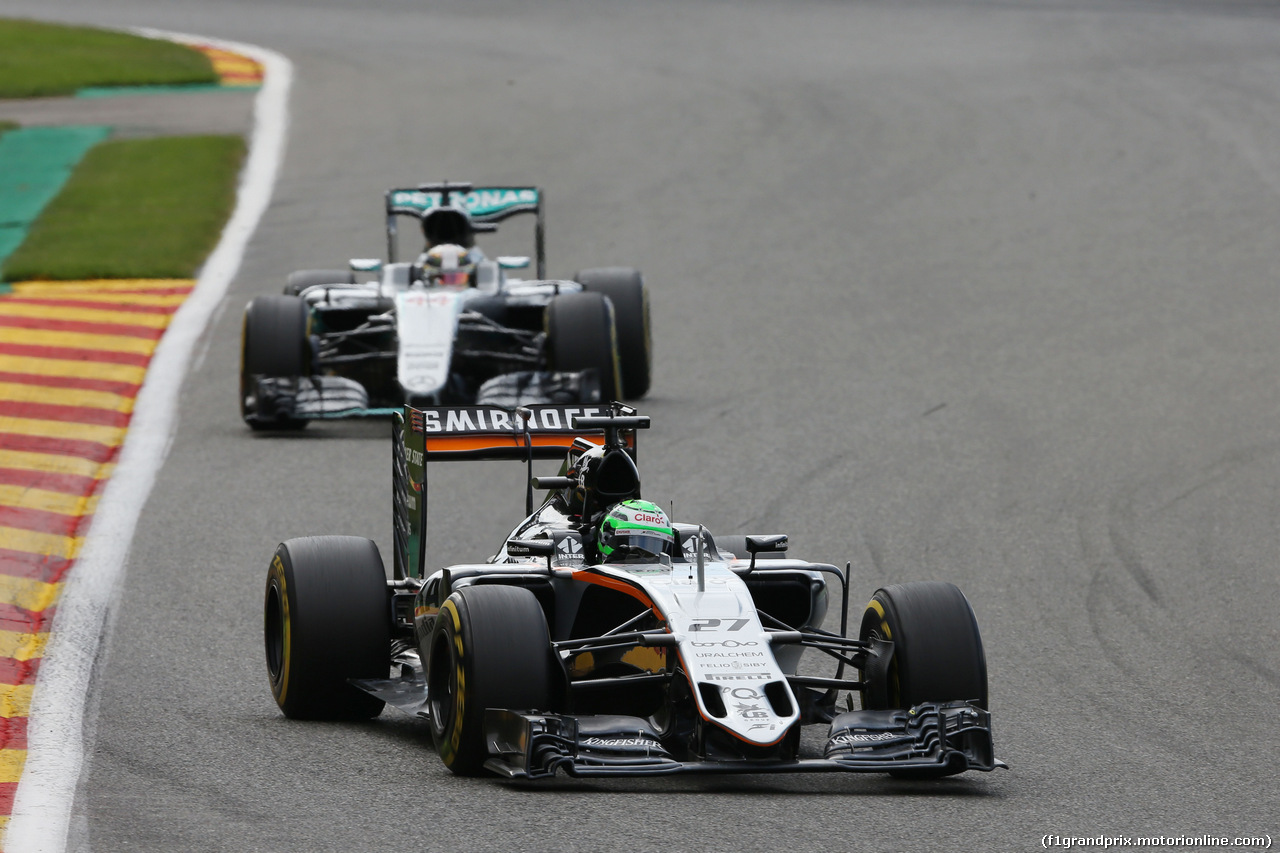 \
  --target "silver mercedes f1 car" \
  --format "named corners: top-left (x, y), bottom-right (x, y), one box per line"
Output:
top-left (240, 183), bottom-right (651, 429)
top-left (263, 404), bottom-right (1005, 779)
